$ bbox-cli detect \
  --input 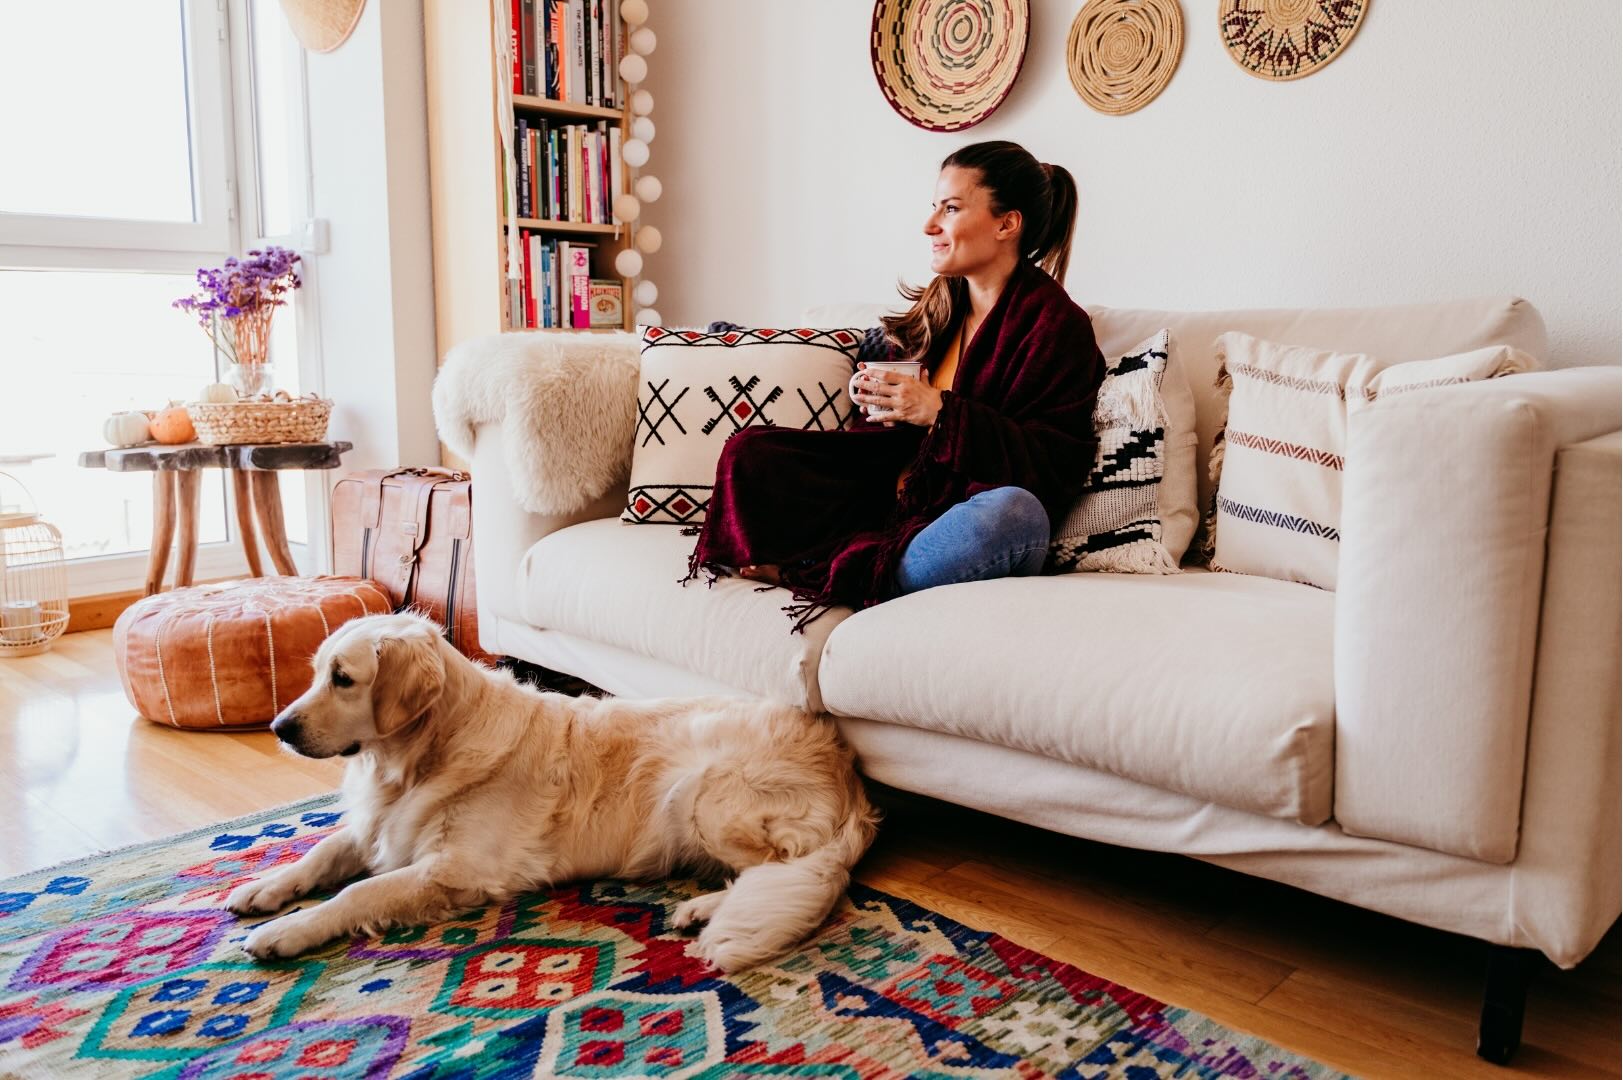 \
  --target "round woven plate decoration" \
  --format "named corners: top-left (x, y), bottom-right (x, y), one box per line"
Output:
top-left (870, 0), bottom-right (1031, 132)
top-left (1219, 0), bottom-right (1368, 81)
top-left (1067, 0), bottom-right (1183, 116)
